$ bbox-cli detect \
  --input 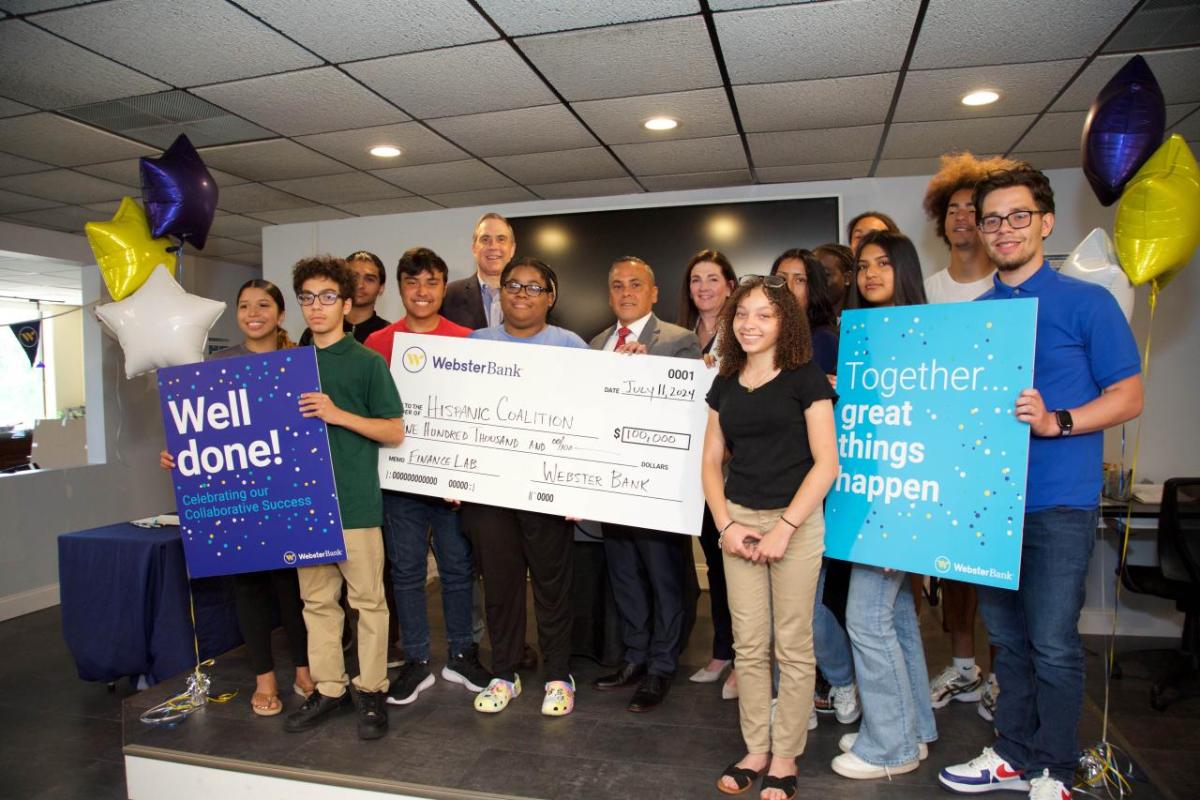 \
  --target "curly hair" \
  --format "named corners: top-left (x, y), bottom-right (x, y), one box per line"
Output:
top-left (292, 254), bottom-right (356, 300)
top-left (922, 152), bottom-right (1023, 244)
top-left (715, 280), bottom-right (812, 378)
